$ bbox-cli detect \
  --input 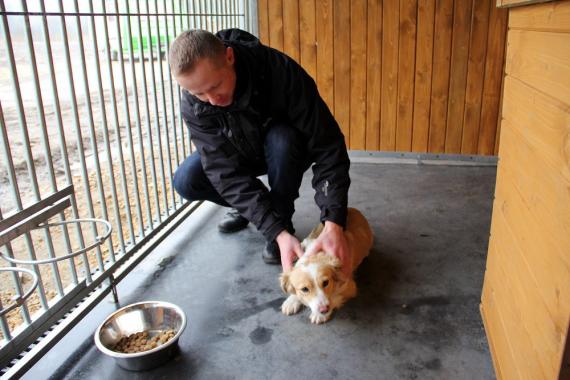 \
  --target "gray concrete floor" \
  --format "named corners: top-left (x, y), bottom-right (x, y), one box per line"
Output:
top-left (26, 161), bottom-right (497, 380)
